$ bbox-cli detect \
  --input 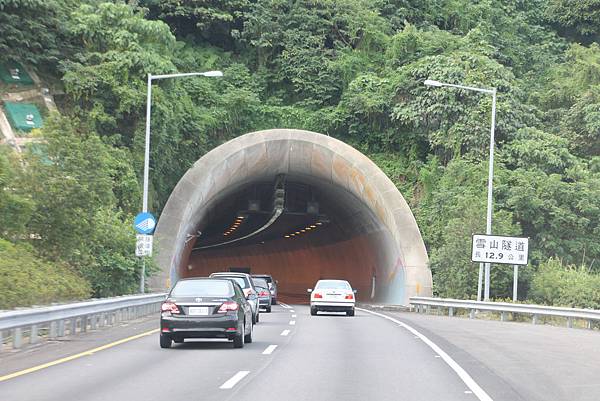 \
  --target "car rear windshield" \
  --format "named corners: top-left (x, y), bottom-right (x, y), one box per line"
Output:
top-left (254, 275), bottom-right (273, 283)
top-left (315, 280), bottom-right (351, 290)
top-left (253, 278), bottom-right (268, 288)
top-left (171, 280), bottom-right (233, 297)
